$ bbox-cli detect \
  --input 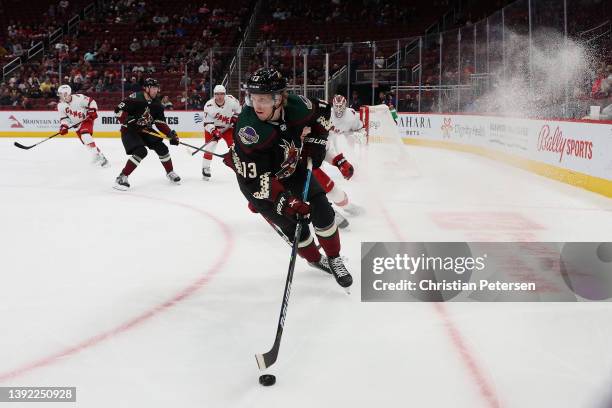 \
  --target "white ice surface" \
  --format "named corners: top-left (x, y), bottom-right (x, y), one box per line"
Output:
top-left (1, 137), bottom-right (611, 408)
